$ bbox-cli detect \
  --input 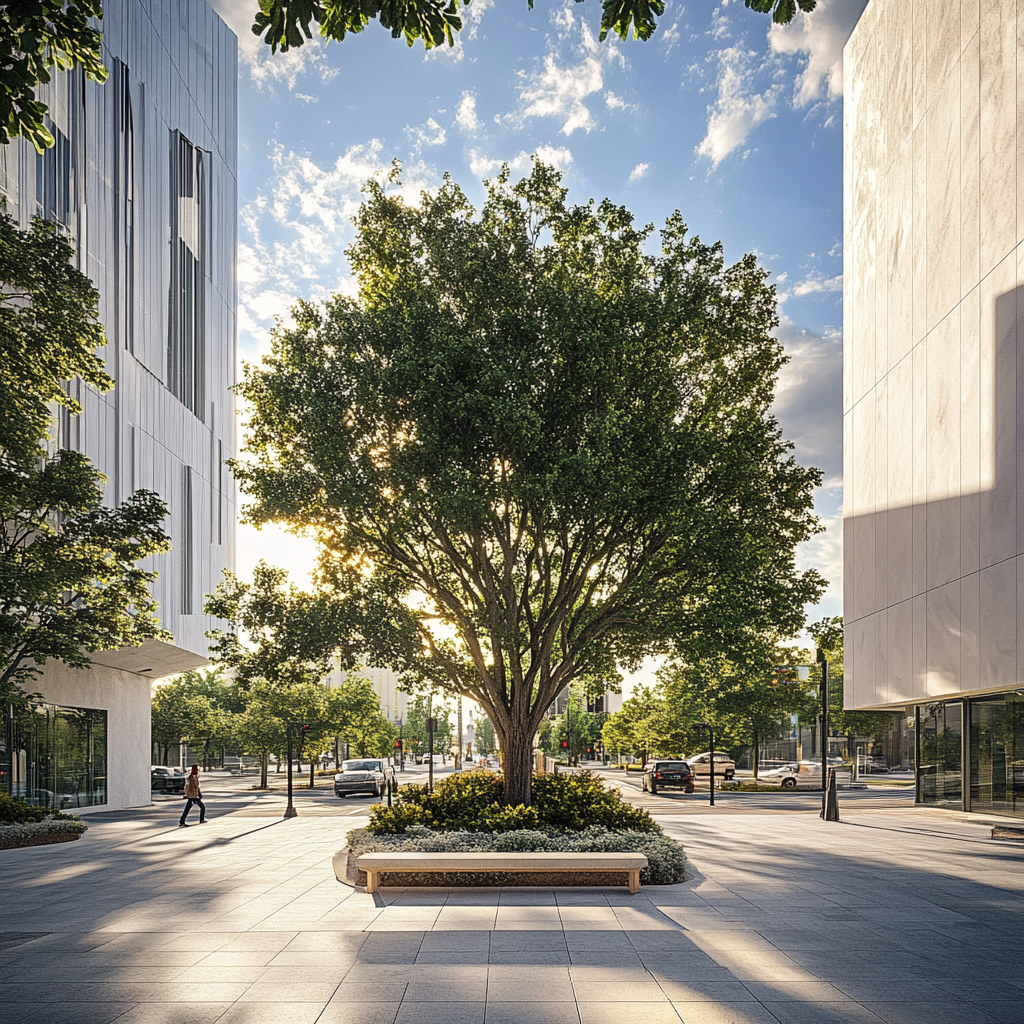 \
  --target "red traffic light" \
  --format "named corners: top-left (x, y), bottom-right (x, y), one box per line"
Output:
top-left (560, 739), bottom-right (568, 749)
